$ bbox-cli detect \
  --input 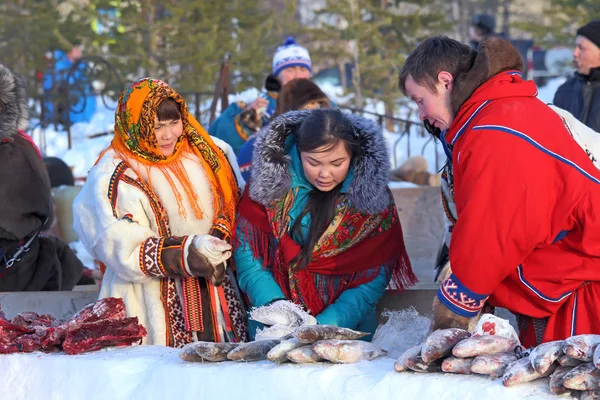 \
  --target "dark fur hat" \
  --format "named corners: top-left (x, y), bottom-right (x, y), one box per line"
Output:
top-left (450, 37), bottom-right (523, 115)
top-left (275, 79), bottom-right (331, 117)
top-left (0, 64), bottom-right (28, 139)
